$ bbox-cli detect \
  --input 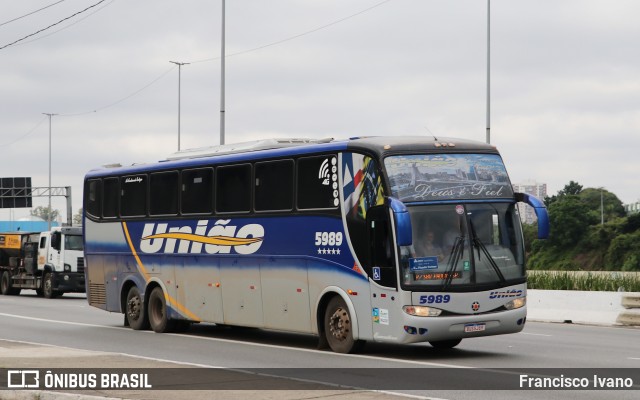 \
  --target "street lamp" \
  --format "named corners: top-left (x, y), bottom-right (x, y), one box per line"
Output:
top-left (486, 0), bottom-right (491, 144)
top-left (601, 188), bottom-right (604, 225)
top-left (43, 112), bottom-right (57, 230)
top-left (169, 61), bottom-right (190, 151)
top-left (220, 0), bottom-right (226, 145)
